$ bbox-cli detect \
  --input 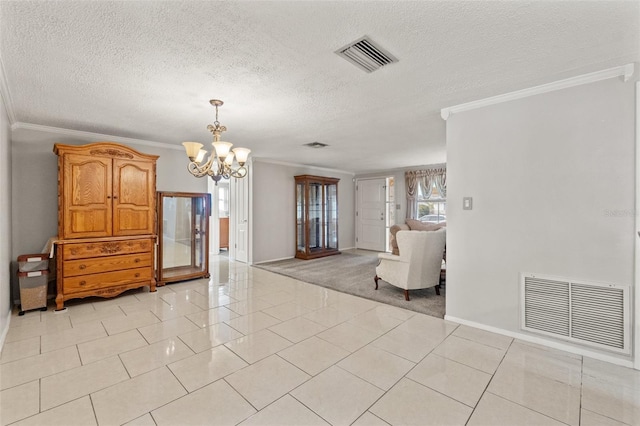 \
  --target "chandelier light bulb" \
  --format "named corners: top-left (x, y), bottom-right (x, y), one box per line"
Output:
top-left (212, 141), bottom-right (233, 160)
top-left (224, 151), bottom-right (235, 166)
top-left (195, 149), bottom-right (207, 164)
top-left (232, 147), bottom-right (251, 165)
top-left (182, 142), bottom-right (204, 161)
